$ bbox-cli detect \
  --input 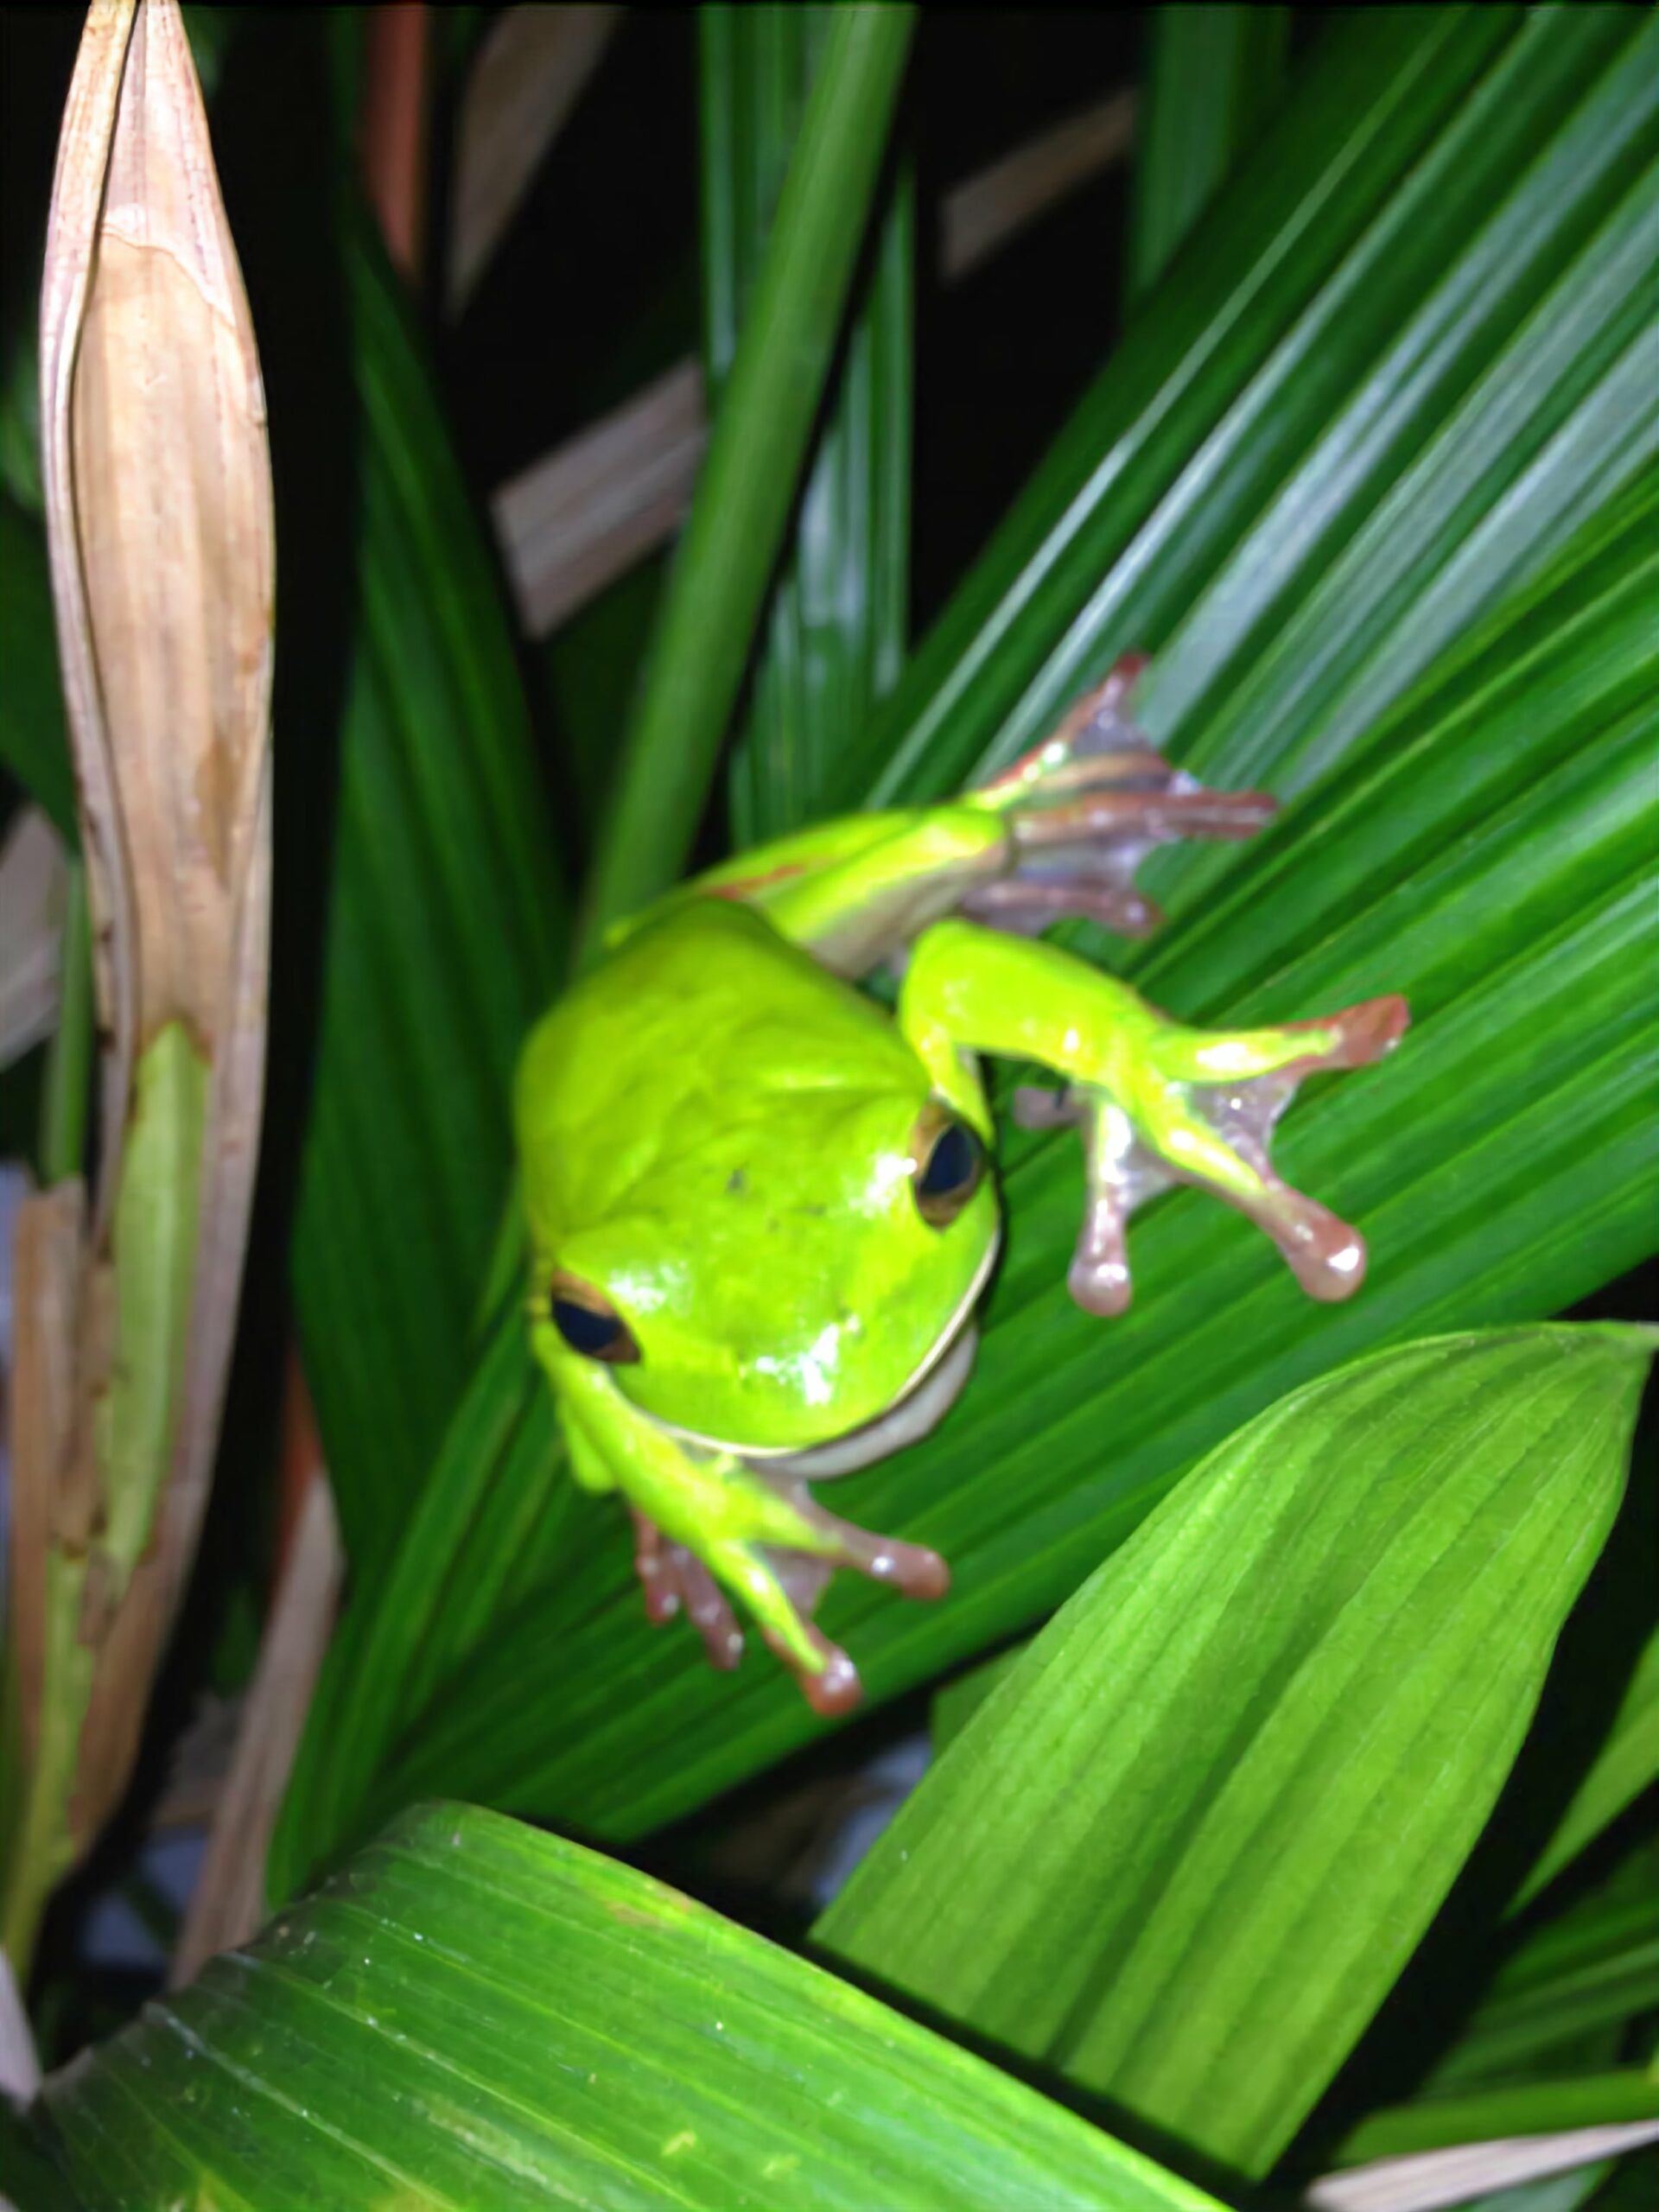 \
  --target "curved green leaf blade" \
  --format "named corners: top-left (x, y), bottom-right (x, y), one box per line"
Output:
top-left (817, 1325), bottom-right (1656, 2177)
top-left (1337, 2073), bottom-right (1659, 2167)
top-left (33, 1803), bottom-right (1230, 2212)
top-left (833, 7), bottom-right (1656, 823)
top-left (581, 5), bottom-right (915, 947)
top-left (1425, 1883), bottom-right (1659, 2100)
